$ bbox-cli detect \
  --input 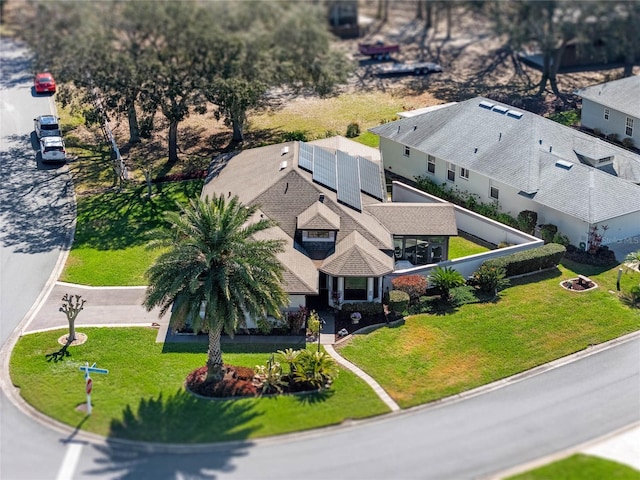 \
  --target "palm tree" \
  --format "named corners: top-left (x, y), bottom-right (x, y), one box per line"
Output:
top-left (144, 194), bottom-right (288, 383)
top-left (624, 250), bottom-right (640, 270)
top-left (429, 266), bottom-right (466, 301)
